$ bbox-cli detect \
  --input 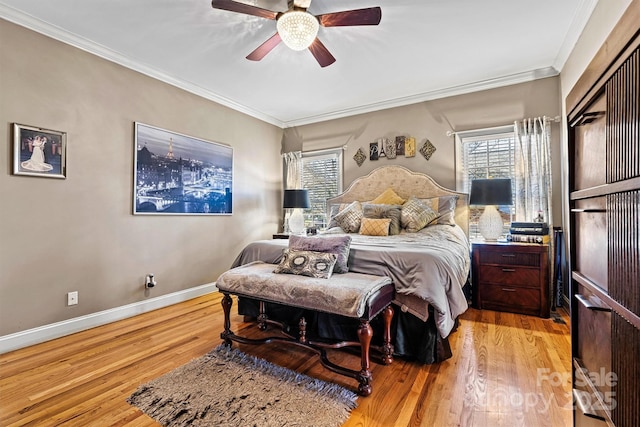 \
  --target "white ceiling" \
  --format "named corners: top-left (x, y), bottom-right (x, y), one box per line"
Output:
top-left (0, 0), bottom-right (597, 128)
